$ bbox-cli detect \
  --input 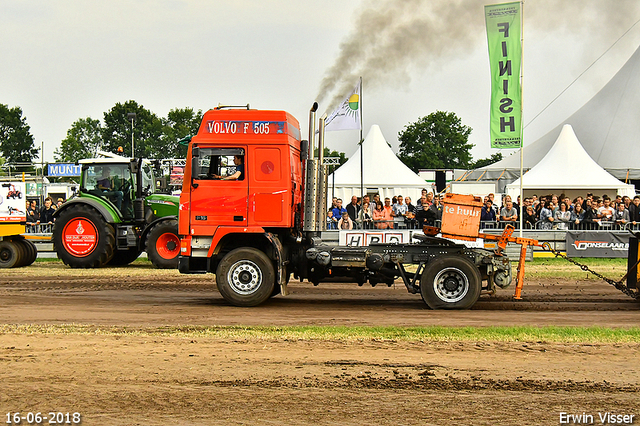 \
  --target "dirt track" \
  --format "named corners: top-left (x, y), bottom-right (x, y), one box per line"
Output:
top-left (1, 262), bottom-right (639, 425)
